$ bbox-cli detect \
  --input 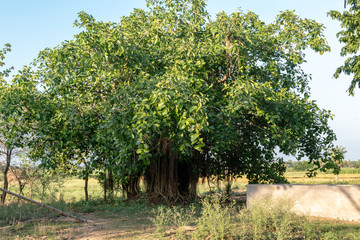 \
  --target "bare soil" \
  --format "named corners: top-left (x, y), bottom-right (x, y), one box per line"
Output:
top-left (71, 212), bottom-right (155, 240)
